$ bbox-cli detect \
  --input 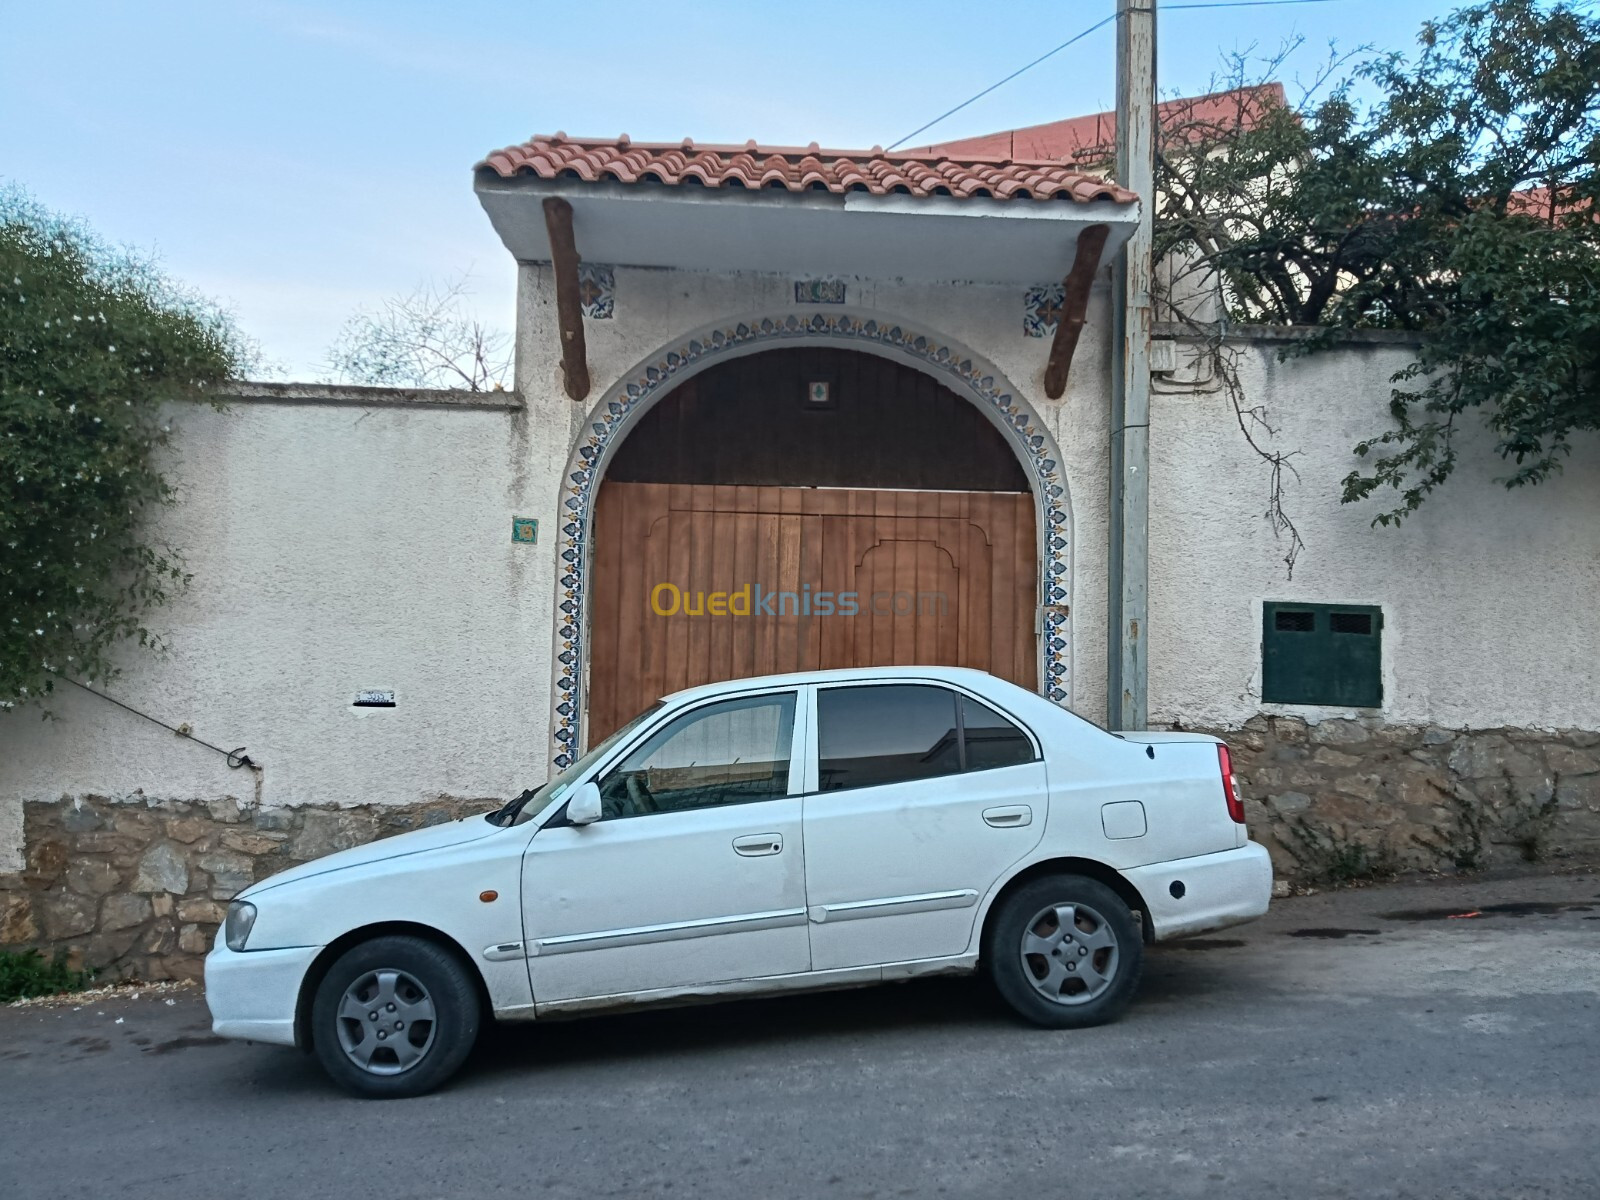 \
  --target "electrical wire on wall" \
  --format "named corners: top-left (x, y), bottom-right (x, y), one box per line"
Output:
top-left (51, 674), bottom-right (263, 803)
